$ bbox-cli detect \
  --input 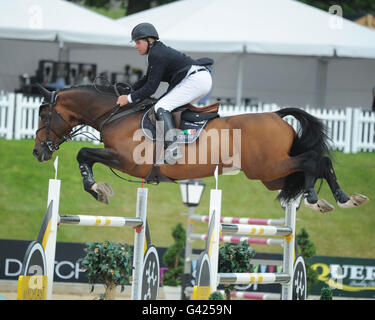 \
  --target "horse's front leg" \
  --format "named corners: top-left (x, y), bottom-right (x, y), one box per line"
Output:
top-left (77, 147), bottom-right (120, 204)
